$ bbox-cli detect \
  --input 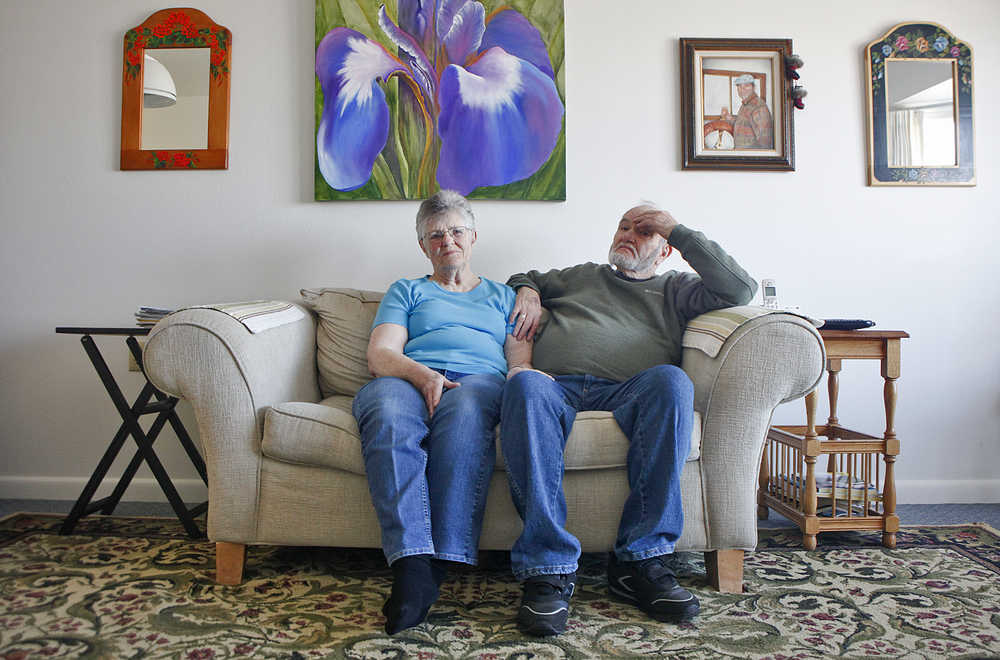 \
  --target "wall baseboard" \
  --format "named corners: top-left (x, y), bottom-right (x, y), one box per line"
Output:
top-left (0, 476), bottom-right (208, 503)
top-left (895, 479), bottom-right (1000, 504)
top-left (1, 476), bottom-right (997, 505)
